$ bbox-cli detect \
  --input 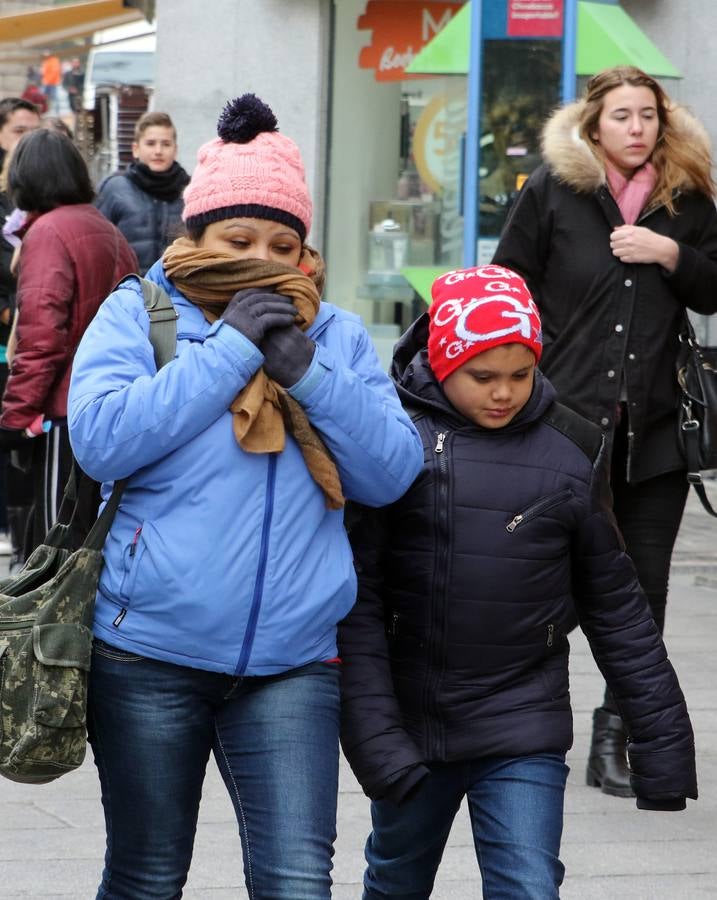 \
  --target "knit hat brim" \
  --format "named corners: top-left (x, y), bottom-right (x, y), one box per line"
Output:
top-left (184, 203), bottom-right (306, 243)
